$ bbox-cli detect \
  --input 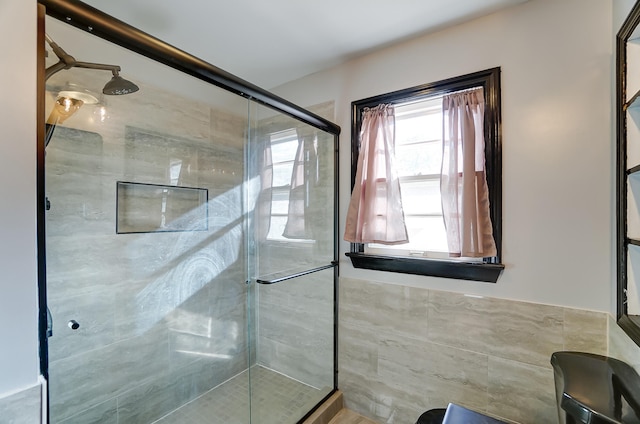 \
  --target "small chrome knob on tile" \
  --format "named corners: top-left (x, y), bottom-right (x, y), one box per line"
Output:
top-left (68, 320), bottom-right (80, 330)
